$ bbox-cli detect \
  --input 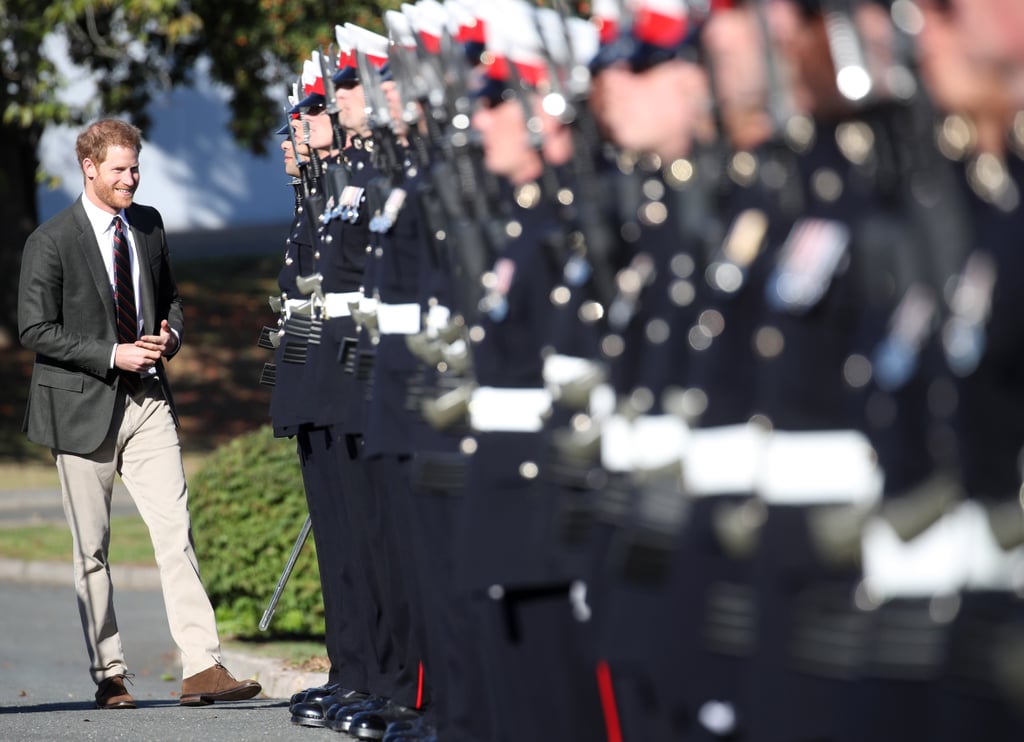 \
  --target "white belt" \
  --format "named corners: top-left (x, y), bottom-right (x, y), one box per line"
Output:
top-left (377, 302), bottom-right (421, 335)
top-left (323, 291), bottom-right (366, 318)
top-left (600, 414), bottom-right (689, 473)
top-left (864, 500), bottom-right (1024, 600)
top-left (861, 500), bottom-right (977, 600)
top-left (684, 424), bottom-right (766, 497)
top-left (543, 354), bottom-right (602, 386)
top-left (861, 511), bottom-right (966, 600)
top-left (758, 430), bottom-right (883, 506)
top-left (469, 387), bottom-right (552, 433)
